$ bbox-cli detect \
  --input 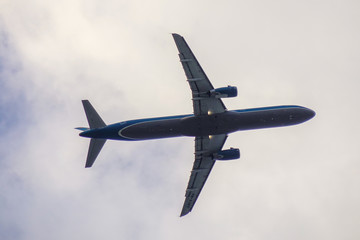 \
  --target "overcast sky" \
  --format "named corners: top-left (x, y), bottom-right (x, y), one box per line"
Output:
top-left (1, 0), bottom-right (360, 239)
